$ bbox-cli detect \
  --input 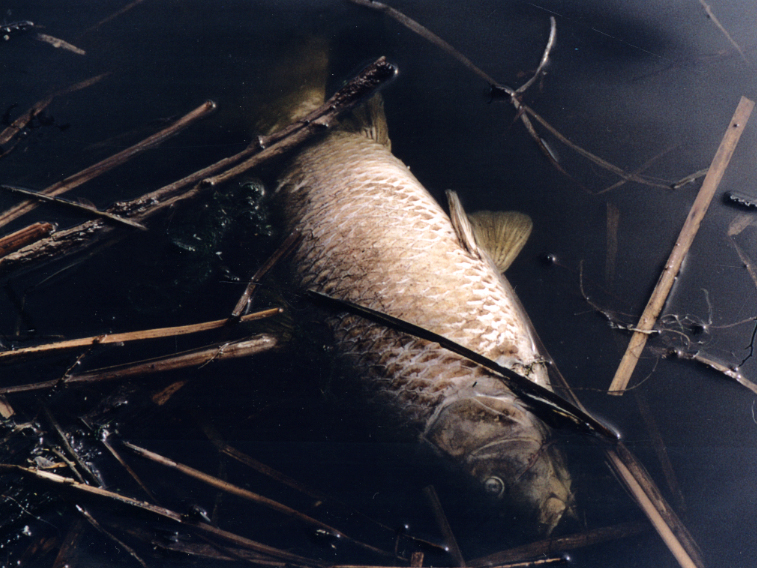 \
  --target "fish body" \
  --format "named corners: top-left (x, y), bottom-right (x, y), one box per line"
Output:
top-left (275, 97), bottom-right (572, 533)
